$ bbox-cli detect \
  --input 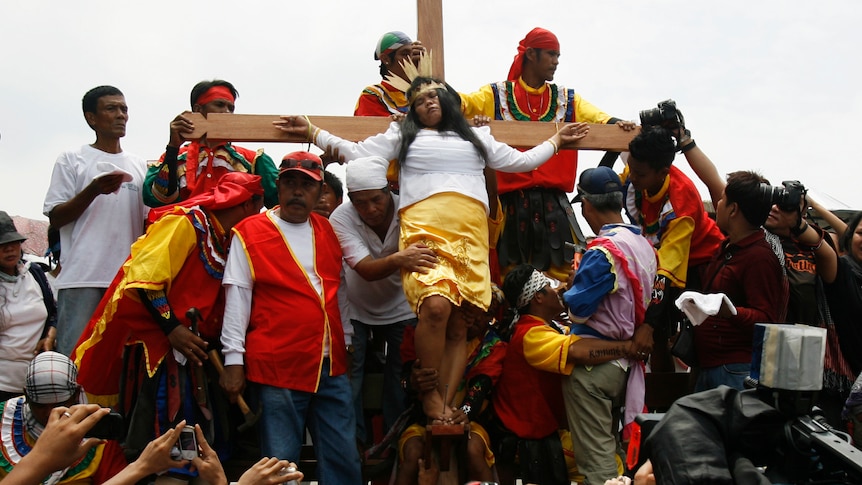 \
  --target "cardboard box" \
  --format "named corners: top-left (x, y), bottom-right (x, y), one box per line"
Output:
top-left (750, 323), bottom-right (825, 391)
